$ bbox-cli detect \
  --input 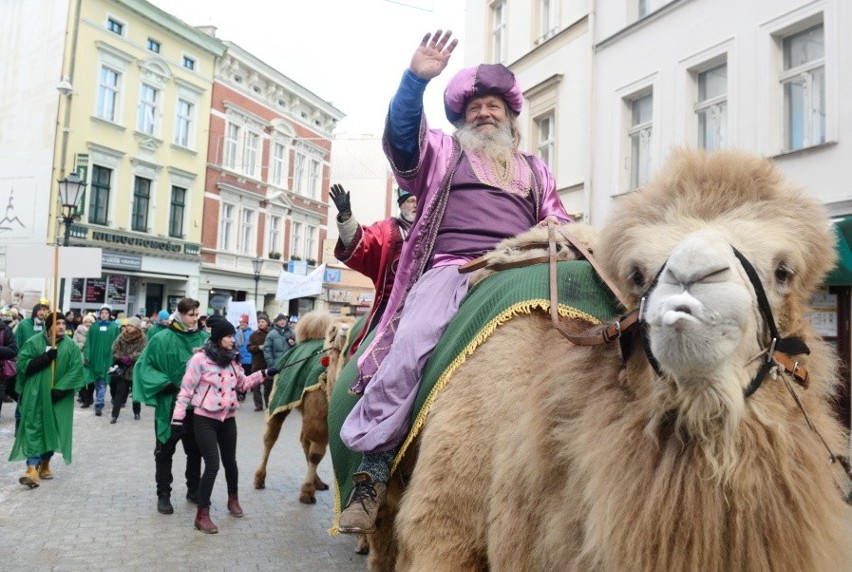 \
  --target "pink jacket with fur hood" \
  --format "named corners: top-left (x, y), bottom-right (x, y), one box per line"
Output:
top-left (172, 350), bottom-right (266, 423)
